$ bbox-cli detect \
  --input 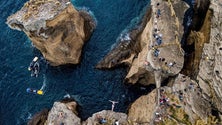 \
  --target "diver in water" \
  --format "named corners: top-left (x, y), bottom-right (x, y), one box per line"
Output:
top-left (28, 56), bottom-right (40, 77)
